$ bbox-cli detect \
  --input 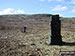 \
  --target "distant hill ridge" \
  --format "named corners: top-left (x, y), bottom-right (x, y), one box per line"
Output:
top-left (0, 14), bottom-right (75, 31)
top-left (0, 14), bottom-right (75, 19)
top-left (0, 14), bottom-right (52, 20)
